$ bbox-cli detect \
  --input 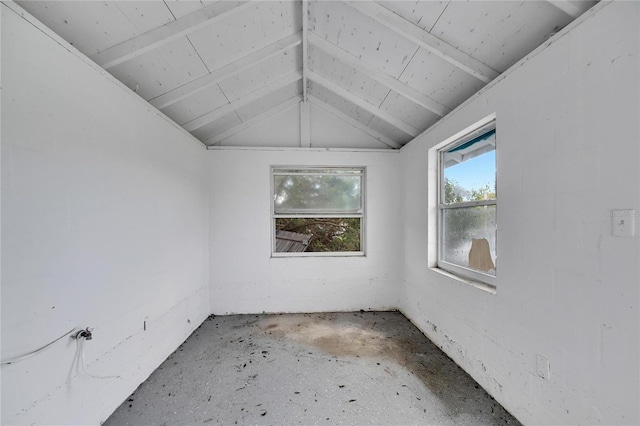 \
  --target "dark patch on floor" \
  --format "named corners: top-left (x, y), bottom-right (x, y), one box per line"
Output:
top-left (104, 311), bottom-right (521, 426)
